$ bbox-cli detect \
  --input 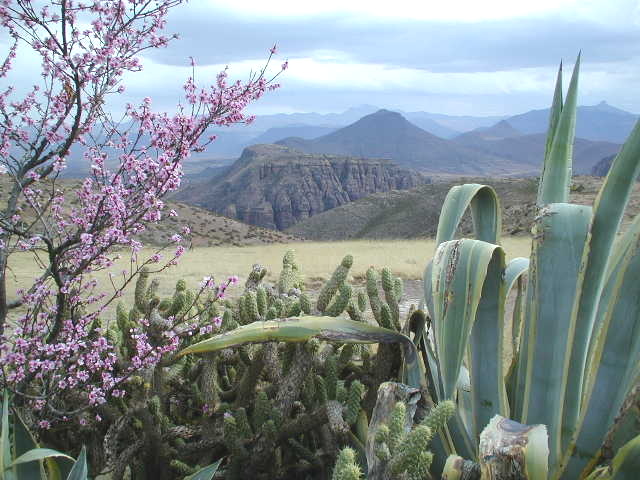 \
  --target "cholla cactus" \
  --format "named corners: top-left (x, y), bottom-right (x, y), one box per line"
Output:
top-left (93, 250), bottom-right (414, 479)
top-left (371, 400), bottom-right (455, 479)
top-left (332, 447), bottom-right (364, 480)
